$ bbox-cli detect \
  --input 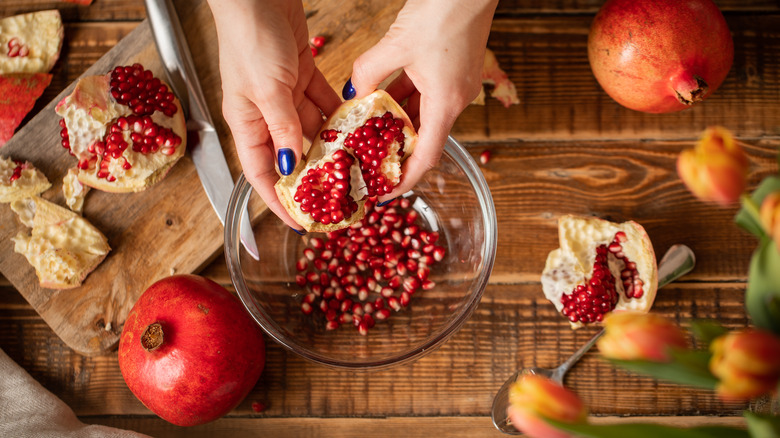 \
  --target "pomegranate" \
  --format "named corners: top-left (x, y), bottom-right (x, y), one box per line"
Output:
top-left (0, 10), bottom-right (63, 74)
top-left (55, 63), bottom-right (187, 192)
top-left (295, 197), bottom-right (445, 334)
top-left (587, 0), bottom-right (733, 113)
top-left (0, 73), bottom-right (53, 146)
top-left (0, 155), bottom-right (51, 202)
top-left (118, 274), bottom-right (265, 426)
top-left (275, 90), bottom-right (417, 232)
top-left (541, 215), bottom-right (657, 329)
top-left (10, 195), bottom-right (110, 289)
